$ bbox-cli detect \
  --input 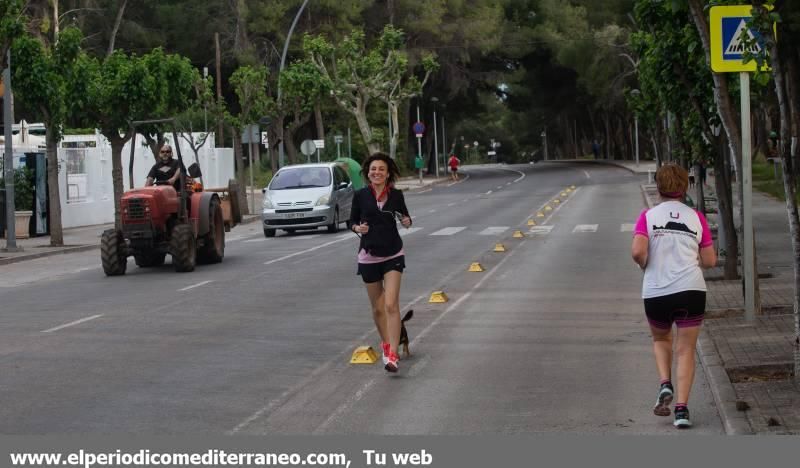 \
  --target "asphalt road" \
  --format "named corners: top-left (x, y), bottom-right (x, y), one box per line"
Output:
top-left (0, 162), bottom-right (724, 435)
